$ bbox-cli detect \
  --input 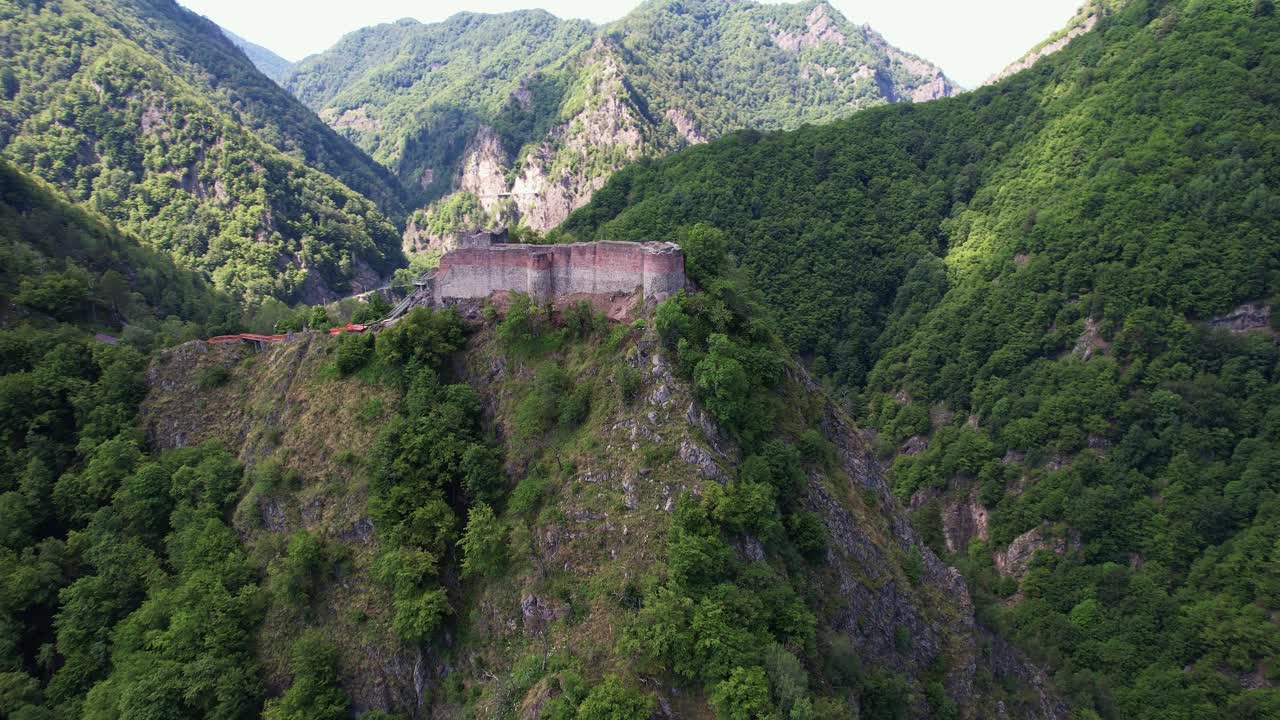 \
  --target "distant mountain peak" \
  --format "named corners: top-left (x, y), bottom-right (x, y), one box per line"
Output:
top-left (220, 28), bottom-right (294, 83)
top-left (286, 0), bottom-right (958, 244)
